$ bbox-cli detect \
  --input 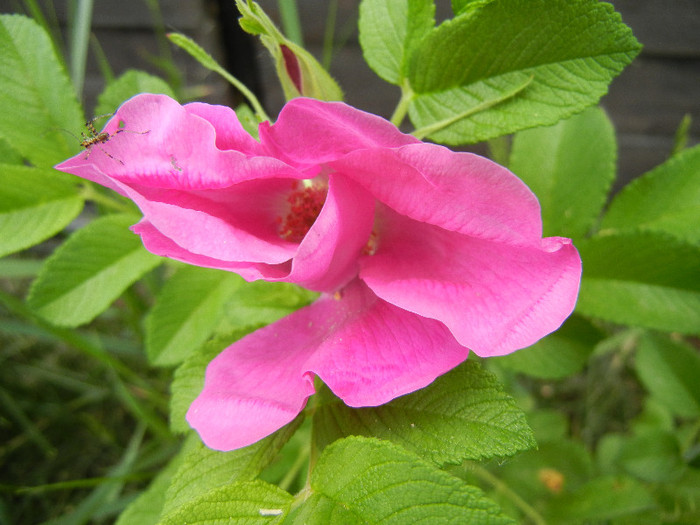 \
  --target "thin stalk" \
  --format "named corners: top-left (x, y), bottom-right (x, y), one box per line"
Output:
top-left (466, 462), bottom-right (547, 525)
top-left (322, 0), bottom-right (338, 69)
top-left (390, 82), bottom-right (413, 128)
top-left (69, 0), bottom-right (94, 99)
top-left (278, 0), bottom-right (303, 46)
top-left (278, 443), bottom-right (310, 492)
